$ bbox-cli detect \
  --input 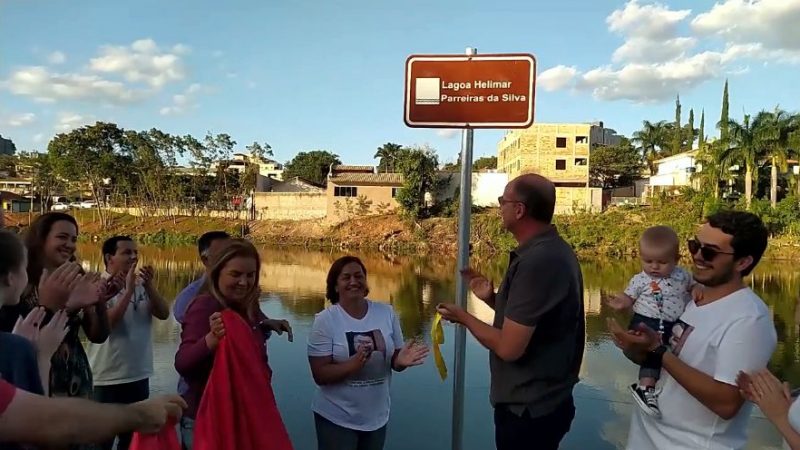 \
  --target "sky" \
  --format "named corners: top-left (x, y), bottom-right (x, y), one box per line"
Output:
top-left (1, 0), bottom-right (799, 166)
